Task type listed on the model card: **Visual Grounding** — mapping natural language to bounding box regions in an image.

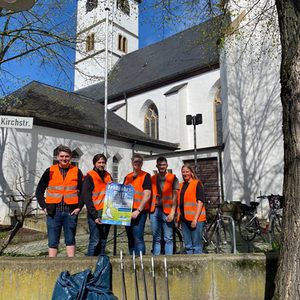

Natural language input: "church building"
[0,0,283,224]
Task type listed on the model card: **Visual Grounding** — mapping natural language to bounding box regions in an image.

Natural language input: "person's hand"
[70,208,80,216]
[95,218,102,225]
[166,212,175,223]
[131,209,140,220]
[43,208,48,216]
[191,219,197,229]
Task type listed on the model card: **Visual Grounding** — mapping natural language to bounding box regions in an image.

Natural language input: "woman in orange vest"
[81,153,113,256]
[178,164,206,254]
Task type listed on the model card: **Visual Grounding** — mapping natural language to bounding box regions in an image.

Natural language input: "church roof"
[6,81,178,150]
[76,15,227,103]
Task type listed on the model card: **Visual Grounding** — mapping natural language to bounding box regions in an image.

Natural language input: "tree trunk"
[274,1,300,299]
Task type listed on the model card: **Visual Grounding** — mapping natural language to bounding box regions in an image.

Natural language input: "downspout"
[218,145,225,202]
[124,92,128,121]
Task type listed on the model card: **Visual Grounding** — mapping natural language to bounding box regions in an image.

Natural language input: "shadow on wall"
[224,38,283,204]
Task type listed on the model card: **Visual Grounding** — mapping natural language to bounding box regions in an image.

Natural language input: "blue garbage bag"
[52,255,118,300]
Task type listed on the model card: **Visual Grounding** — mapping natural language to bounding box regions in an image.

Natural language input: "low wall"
[0,253,278,300]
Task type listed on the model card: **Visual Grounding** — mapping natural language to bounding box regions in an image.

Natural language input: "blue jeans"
[87,213,111,256]
[150,208,173,255]
[46,212,78,248]
[181,220,204,254]
[125,211,147,255]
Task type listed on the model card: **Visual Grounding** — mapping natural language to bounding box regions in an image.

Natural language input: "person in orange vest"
[36,145,83,257]
[123,154,152,255]
[81,153,113,256]
[178,164,206,254]
[150,156,179,255]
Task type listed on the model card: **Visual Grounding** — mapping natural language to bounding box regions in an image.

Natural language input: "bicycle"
[238,194,283,245]
[203,202,236,253]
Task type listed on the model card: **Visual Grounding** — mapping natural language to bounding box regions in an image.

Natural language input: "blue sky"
[0,1,185,96]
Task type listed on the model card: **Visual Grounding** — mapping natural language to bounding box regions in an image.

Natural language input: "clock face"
[86,0,98,13]
[117,0,130,15]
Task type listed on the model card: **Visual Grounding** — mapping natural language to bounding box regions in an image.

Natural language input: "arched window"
[118,34,127,53]
[86,33,95,52]
[144,104,159,139]
[112,156,119,182]
[117,0,130,15]
[86,0,98,13]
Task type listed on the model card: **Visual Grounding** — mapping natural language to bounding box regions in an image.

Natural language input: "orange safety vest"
[124,171,150,211]
[150,173,175,214]
[46,164,79,205]
[88,170,112,211]
[178,179,206,222]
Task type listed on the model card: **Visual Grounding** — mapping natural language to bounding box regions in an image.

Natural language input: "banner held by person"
[102,183,134,226]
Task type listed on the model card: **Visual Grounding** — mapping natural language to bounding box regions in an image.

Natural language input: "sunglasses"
[133,160,143,164]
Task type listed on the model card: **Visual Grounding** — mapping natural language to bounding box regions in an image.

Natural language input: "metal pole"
[104,4,110,156]
[193,117,197,173]
[151,257,157,300]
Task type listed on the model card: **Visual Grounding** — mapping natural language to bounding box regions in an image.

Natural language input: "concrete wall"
[0,254,277,300]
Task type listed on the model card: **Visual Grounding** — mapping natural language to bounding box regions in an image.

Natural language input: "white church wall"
[221,0,283,205]
[0,124,157,225]
[115,70,220,151]
[75,0,139,90]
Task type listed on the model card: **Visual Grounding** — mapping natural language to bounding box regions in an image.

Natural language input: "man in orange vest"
[123,154,151,255]
[81,153,113,256]
[150,157,179,255]
[36,145,83,257]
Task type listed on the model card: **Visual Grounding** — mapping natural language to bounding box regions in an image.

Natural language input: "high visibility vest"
[150,173,175,214]
[124,171,150,211]
[178,179,206,222]
[46,164,79,205]
[88,170,112,211]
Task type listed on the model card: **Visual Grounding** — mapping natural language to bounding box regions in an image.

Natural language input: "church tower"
[74,0,140,90]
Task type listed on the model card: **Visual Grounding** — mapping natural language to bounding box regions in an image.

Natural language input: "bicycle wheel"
[238,215,259,241]
[271,215,282,244]
[173,227,184,254]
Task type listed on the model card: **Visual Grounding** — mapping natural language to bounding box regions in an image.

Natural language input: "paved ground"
[1,218,276,257]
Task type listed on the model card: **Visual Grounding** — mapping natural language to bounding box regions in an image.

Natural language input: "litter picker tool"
[120,251,127,300]
[140,251,148,300]
[151,257,157,300]
[133,251,140,300]
[164,257,170,300]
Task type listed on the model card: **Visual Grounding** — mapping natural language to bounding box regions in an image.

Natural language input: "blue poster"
[102,183,134,226]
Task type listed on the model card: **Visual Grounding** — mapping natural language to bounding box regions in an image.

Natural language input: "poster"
[102,182,134,226]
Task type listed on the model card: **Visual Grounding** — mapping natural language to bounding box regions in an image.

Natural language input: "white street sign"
[0,115,33,129]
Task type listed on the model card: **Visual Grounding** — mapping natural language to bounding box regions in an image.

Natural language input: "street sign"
[0,115,33,129]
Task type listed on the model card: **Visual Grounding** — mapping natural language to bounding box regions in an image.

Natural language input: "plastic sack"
[52,255,118,300]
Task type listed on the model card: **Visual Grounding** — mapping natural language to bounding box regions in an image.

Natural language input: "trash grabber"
[133,251,140,300]
[140,251,148,300]
[151,257,157,300]
[120,251,127,300]
[164,257,170,300]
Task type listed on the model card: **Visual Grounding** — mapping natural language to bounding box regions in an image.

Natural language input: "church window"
[86,33,95,52]
[144,104,159,139]
[86,0,98,13]
[118,34,127,53]
[117,0,130,15]
[112,156,119,181]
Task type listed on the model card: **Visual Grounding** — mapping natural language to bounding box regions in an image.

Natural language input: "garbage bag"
[52,255,118,300]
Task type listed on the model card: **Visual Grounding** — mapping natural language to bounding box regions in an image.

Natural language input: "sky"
[0,0,185,96]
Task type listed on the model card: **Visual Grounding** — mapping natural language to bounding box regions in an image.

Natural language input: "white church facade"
[0,0,283,224]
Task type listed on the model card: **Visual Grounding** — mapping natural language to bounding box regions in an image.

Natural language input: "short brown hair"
[131,153,143,162]
[93,153,107,165]
[57,145,72,156]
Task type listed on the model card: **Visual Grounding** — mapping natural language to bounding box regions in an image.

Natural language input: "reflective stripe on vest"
[45,164,79,205]
[178,179,206,222]
[88,170,112,211]
[150,173,175,214]
[124,171,150,210]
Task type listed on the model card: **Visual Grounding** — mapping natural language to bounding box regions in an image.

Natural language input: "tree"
[145,0,299,298]
[0,0,78,93]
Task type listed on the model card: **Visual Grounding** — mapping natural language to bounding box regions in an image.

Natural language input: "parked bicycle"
[203,202,236,253]
[238,194,283,245]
